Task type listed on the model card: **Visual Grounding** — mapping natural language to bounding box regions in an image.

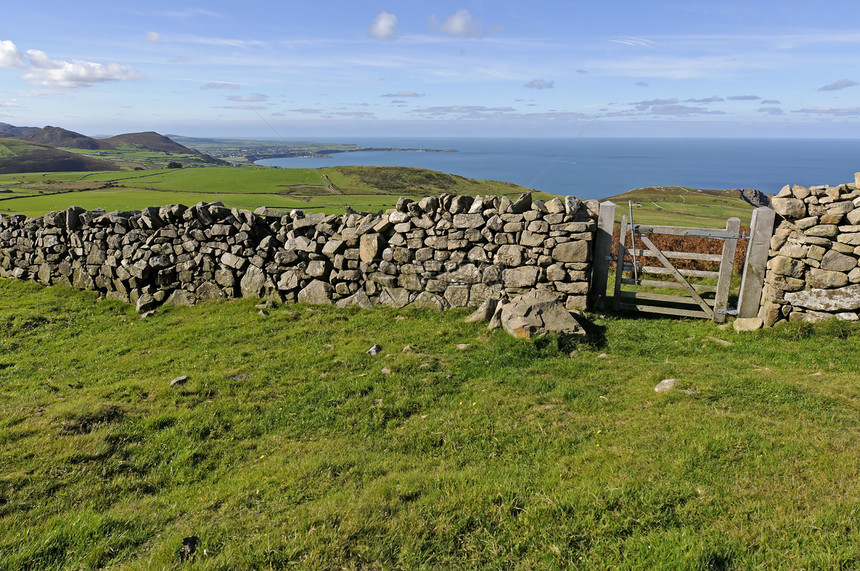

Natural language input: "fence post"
[589,201,615,311]
[737,206,776,318]
[713,217,741,323]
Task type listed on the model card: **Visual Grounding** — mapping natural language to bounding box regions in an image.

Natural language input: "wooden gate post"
[737,206,776,318]
[713,217,741,323]
[589,201,616,311]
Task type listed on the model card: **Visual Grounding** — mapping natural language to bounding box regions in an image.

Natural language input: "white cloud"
[202,82,240,90]
[819,79,857,91]
[220,105,266,110]
[227,94,269,102]
[685,96,724,103]
[525,79,554,90]
[167,8,225,20]
[609,37,658,49]
[431,10,496,39]
[649,104,725,116]
[22,48,143,88]
[382,91,423,97]
[146,31,162,43]
[0,40,25,68]
[793,107,860,116]
[727,95,761,101]
[336,111,376,118]
[368,12,397,40]
[631,98,679,110]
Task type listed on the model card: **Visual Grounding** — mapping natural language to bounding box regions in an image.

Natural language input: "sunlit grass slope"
[2,278,860,568]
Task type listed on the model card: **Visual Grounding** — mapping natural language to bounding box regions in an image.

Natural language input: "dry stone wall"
[760,173,860,325]
[0,193,599,313]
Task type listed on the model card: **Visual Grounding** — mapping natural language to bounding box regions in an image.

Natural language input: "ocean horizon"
[256,137,860,200]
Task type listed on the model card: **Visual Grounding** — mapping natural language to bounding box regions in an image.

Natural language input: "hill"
[0,122,40,138]
[21,125,106,150]
[603,185,759,226]
[100,131,205,155]
[0,138,120,174]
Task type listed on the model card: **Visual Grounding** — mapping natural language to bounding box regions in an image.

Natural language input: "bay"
[256,138,860,200]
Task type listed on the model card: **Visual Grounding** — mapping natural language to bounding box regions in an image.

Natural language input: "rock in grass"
[499,290,587,339]
[465,298,498,323]
[136,293,158,313]
[654,379,677,392]
[733,317,764,332]
[366,344,382,355]
[170,375,189,387]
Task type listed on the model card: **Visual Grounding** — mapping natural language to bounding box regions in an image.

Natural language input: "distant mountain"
[0,124,224,171]
[0,138,120,174]
[21,125,107,150]
[0,122,41,138]
[101,131,203,154]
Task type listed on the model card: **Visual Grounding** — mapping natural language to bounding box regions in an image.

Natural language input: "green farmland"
[0,165,550,218]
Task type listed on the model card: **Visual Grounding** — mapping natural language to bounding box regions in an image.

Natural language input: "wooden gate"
[611,215,741,322]
[589,202,775,322]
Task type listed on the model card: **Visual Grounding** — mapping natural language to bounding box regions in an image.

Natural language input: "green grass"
[607,186,755,226]
[3,278,860,568]
[0,166,542,218]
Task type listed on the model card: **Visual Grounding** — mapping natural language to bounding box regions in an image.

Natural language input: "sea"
[256,138,860,200]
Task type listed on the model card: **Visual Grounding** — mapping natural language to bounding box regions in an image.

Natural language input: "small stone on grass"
[654,378,677,392]
[170,375,189,387]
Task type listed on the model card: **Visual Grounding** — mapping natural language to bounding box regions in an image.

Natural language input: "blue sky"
[2,0,860,138]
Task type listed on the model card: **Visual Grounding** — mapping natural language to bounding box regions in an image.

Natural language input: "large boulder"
[494,290,587,339]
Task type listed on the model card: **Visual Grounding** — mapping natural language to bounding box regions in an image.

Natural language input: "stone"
[733,317,763,332]
[452,213,485,228]
[465,298,498,323]
[379,287,411,308]
[366,344,382,355]
[298,280,334,304]
[170,375,189,387]
[510,193,532,214]
[498,289,587,339]
[770,256,804,278]
[165,289,196,306]
[502,266,540,288]
[336,290,374,309]
[808,268,849,289]
[240,265,266,298]
[196,282,224,301]
[804,224,839,238]
[820,250,857,272]
[771,197,806,218]
[495,245,524,266]
[359,233,384,263]
[785,284,860,312]
[136,293,158,313]
[411,291,447,311]
[552,241,589,263]
[654,379,677,393]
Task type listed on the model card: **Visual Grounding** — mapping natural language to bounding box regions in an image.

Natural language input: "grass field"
[0,166,551,218]
[606,186,756,226]
[2,278,860,568]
